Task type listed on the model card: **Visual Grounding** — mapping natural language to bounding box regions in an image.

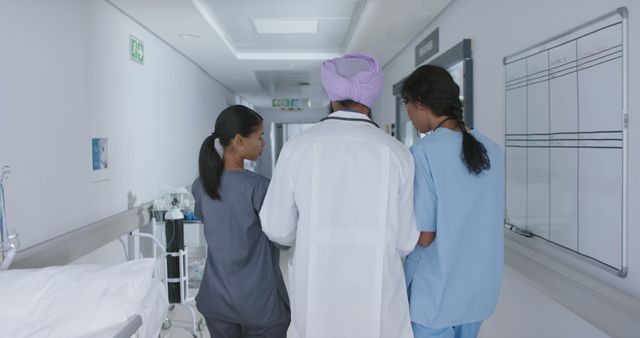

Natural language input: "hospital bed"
[0,202,171,338]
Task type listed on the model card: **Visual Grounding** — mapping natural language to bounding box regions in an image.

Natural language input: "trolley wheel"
[162,319,172,330]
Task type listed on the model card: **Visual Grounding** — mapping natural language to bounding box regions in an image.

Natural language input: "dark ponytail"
[401,65,490,175]
[199,105,263,200]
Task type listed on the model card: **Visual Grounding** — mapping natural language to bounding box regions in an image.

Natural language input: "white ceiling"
[212,0,365,53]
[107,0,452,108]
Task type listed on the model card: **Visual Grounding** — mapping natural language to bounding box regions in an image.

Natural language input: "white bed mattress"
[0,259,168,338]
[136,277,169,338]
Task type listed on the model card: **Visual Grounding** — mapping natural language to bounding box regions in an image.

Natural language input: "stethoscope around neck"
[320,114,380,128]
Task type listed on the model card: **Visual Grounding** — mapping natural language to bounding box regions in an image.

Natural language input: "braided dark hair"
[401,65,490,175]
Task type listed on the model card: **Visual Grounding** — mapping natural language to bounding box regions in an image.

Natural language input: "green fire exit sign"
[130,35,144,64]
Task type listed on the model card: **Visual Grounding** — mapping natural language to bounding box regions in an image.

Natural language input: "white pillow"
[0,259,157,337]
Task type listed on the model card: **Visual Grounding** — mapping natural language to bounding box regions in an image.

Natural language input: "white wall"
[0,0,234,250]
[255,107,329,178]
[378,0,639,336]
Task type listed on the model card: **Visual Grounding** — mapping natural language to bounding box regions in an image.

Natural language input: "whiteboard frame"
[503,7,628,277]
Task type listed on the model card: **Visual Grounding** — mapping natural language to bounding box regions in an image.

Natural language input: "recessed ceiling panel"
[206,0,365,54]
[255,70,311,96]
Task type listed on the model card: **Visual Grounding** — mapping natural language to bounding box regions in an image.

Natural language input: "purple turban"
[321,52,384,109]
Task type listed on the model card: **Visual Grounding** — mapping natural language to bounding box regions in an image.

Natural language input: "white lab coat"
[260,111,419,338]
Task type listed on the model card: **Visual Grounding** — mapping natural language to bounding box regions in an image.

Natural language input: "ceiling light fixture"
[253,18,319,34]
[179,33,201,39]
[192,0,330,60]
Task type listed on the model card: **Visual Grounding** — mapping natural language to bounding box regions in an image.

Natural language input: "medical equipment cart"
[130,217,206,337]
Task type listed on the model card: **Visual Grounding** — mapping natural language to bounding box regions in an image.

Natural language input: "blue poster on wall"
[92,138,108,171]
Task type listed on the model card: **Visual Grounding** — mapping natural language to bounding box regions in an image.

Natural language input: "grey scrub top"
[192,170,289,325]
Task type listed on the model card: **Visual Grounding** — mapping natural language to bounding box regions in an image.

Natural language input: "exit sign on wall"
[130,35,144,64]
[272,98,309,108]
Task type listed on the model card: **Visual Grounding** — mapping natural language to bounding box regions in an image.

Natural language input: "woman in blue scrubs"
[401,65,505,338]
[192,105,290,338]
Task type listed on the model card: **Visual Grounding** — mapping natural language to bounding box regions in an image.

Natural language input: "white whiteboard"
[504,8,628,276]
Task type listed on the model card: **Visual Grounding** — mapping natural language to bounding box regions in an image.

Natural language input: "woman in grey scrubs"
[192,105,290,338]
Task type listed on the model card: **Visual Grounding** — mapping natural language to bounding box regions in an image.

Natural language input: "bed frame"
[12,203,152,269]
[10,202,153,337]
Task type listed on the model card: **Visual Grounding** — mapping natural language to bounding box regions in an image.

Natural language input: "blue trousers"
[412,321,482,338]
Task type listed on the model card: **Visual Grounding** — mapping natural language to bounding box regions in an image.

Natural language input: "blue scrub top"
[405,128,505,328]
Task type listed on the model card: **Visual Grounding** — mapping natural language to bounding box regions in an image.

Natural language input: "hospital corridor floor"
[162,300,211,338]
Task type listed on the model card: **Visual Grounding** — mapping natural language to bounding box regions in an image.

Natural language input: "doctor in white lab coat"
[260,53,419,338]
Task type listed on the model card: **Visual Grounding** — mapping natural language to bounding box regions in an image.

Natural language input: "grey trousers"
[204,317,290,338]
